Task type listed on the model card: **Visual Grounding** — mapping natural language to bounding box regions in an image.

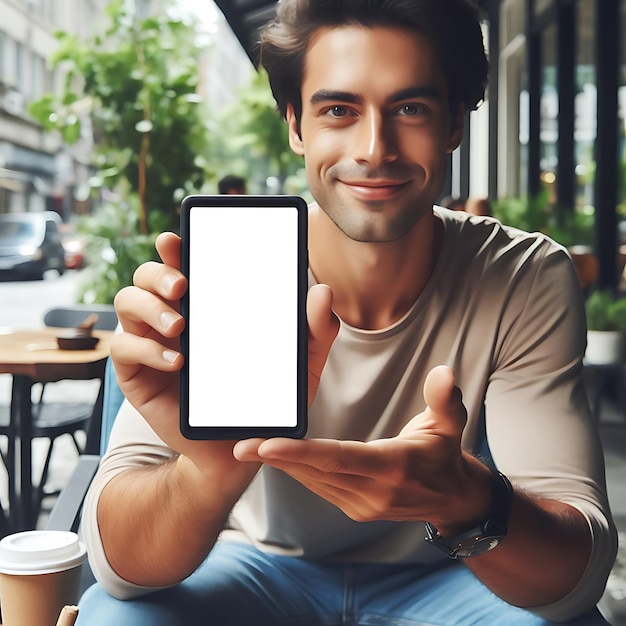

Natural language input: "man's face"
[287,26,463,243]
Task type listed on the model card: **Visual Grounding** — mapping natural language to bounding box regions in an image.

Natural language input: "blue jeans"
[77,542,608,625]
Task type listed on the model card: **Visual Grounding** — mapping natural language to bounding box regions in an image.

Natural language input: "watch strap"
[424,467,513,558]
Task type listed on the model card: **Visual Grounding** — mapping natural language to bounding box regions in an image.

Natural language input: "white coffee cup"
[0,530,87,626]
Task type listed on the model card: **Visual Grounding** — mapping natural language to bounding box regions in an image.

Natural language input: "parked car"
[59,223,87,270]
[0,211,66,280]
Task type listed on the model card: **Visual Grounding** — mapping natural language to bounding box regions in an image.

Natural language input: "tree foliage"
[29,0,211,234]
[214,69,305,192]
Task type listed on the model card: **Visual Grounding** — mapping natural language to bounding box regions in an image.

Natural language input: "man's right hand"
[99,231,339,589]
[111,231,243,477]
[110,231,339,479]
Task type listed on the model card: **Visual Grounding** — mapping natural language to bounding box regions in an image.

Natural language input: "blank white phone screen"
[187,205,299,428]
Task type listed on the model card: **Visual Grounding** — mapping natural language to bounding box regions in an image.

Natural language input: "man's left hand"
[234,365,490,528]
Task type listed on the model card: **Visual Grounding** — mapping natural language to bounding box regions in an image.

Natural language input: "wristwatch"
[424,468,513,559]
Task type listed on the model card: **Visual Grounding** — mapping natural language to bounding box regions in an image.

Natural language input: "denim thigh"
[76,542,608,626]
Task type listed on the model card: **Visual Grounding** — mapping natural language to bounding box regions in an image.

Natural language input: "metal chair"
[46,356,123,595]
[0,305,118,522]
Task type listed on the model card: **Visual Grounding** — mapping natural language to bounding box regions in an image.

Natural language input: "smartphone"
[179,195,308,440]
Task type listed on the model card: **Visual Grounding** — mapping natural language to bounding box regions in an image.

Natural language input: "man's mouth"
[340,179,411,201]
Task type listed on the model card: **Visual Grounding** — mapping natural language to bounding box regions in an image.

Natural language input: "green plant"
[206,68,305,193]
[491,191,594,248]
[76,198,158,304]
[585,290,626,332]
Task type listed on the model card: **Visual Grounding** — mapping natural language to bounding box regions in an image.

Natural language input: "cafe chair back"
[0,305,117,523]
[46,355,123,595]
[43,305,119,331]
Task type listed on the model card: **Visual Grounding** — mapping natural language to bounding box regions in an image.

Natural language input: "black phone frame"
[179,194,308,440]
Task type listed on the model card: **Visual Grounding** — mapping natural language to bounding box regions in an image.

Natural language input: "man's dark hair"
[218,174,247,194]
[259,0,488,121]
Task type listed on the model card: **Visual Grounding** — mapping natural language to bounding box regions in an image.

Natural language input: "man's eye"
[326,105,349,117]
[398,104,426,116]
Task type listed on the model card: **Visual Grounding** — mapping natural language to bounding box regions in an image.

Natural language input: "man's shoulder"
[435,205,566,258]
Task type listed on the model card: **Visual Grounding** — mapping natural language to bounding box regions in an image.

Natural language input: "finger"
[132,261,187,307]
[424,365,464,417]
[155,232,183,270]
[273,464,370,504]
[401,365,466,439]
[114,285,185,342]
[128,233,186,313]
[110,332,182,410]
[251,460,383,522]
[111,331,183,377]
[232,438,266,460]
[242,437,393,477]
[307,284,340,403]
[233,440,371,497]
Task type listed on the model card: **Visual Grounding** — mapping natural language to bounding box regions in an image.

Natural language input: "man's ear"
[447,104,465,154]
[286,104,305,156]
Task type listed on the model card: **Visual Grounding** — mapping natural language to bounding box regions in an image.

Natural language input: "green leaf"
[135,119,153,133]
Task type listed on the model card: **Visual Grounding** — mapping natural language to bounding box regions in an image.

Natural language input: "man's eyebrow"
[310,90,362,105]
[309,86,443,106]
[390,86,442,102]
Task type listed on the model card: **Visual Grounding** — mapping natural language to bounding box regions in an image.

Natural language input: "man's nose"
[352,111,397,166]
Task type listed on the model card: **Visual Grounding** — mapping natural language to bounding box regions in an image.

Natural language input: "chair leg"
[70,433,84,456]
[34,432,85,521]
[34,439,56,518]
[0,438,8,474]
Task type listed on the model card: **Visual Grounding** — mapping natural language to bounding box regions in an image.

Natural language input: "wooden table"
[0,327,113,531]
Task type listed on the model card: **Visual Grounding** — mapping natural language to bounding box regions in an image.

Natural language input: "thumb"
[307,284,340,406]
[400,365,467,440]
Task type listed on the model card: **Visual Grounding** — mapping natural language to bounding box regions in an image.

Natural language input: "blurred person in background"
[218,174,247,195]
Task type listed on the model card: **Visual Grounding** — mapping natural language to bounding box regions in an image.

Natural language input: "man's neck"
[308,205,443,330]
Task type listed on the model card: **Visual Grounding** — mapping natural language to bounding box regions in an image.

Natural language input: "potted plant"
[584,290,626,364]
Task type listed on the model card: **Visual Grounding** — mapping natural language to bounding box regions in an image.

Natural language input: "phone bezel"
[179,194,308,440]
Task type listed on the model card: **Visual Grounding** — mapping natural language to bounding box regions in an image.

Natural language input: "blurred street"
[0,270,83,329]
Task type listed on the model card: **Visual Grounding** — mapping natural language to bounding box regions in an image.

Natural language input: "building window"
[617,0,626,214]
[575,0,597,211]
[534,0,553,17]
[0,31,5,85]
[539,21,558,201]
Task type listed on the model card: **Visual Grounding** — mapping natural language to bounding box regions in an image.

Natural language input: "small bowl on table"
[56,330,100,351]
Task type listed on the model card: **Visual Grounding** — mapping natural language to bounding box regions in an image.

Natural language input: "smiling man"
[77,1,617,625]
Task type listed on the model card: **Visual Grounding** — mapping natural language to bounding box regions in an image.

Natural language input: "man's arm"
[82,232,339,595]
[96,448,258,588]
[465,485,592,607]
[234,365,616,615]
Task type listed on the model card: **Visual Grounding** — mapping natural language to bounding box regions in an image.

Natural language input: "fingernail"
[162,350,179,363]
[162,273,177,293]
[160,311,178,330]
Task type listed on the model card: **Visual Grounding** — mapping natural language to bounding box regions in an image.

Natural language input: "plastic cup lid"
[0,531,87,575]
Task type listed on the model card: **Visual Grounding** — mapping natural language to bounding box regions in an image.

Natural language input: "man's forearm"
[466,490,591,608]
[97,455,255,587]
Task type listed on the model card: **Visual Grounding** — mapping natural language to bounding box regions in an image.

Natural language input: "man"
[77,1,617,624]
[218,174,247,195]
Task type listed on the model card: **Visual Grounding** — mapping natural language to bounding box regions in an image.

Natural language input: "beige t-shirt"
[81,208,617,620]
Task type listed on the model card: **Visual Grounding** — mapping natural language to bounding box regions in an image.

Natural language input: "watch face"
[454,535,503,558]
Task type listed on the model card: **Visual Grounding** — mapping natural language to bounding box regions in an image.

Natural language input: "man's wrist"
[424,467,514,559]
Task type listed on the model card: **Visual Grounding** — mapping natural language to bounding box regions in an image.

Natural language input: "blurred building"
[0,0,111,218]
[187,2,253,113]
[0,0,252,220]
